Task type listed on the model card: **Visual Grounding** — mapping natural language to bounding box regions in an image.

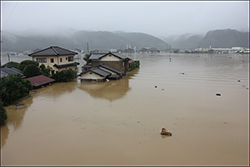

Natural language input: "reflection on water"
[77,76,132,101]
[1,53,249,166]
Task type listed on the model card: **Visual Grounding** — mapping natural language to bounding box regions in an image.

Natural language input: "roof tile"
[26,75,55,87]
[29,46,77,56]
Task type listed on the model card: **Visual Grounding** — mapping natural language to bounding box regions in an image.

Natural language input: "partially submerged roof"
[80,67,111,77]
[97,64,124,76]
[53,62,80,69]
[29,46,78,56]
[26,75,55,87]
[0,66,25,78]
[90,67,111,77]
[89,51,131,60]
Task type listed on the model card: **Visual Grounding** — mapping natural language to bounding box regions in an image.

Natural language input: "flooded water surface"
[1,53,249,166]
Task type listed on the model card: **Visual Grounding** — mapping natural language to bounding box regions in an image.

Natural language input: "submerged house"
[79,64,124,82]
[88,52,131,75]
[29,46,79,74]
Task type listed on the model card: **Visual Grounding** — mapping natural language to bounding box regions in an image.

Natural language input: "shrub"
[23,64,41,77]
[19,60,39,71]
[40,64,51,77]
[129,60,140,71]
[51,68,77,82]
[0,74,33,106]
[0,101,7,125]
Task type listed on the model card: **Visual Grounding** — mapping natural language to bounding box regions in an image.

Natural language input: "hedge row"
[129,60,140,71]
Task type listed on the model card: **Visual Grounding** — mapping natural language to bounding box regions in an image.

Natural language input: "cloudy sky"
[1,1,249,37]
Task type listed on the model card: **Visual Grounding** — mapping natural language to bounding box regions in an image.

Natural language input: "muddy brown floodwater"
[1,53,249,166]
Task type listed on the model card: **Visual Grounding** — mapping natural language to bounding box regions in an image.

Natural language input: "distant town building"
[138,47,160,53]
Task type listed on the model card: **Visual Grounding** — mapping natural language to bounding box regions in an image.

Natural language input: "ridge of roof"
[79,66,111,77]
[97,64,123,75]
[29,46,77,56]
[89,51,130,60]
[51,46,59,55]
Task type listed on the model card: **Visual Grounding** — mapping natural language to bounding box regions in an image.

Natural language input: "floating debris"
[216,93,221,96]
[160,128,172,136]
[238,80,240,82]
[16,103,25,109]
[155,86,157,88]
[29,90,35,94]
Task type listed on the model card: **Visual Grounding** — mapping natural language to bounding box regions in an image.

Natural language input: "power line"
[2,1,19,29]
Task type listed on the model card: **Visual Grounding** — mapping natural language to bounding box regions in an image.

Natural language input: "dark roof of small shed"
[26,75,55,87]
[0,66,25,78]
[29,46,77,56]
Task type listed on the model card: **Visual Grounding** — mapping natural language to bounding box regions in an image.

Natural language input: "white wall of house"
[100,54,121,61]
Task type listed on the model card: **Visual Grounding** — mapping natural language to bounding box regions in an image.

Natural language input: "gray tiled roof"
[89,52,131,60]
[80,67,111,77]
[0,66,25,78]
[97,64,123,76]
[90,67,111,77]
[29,46,77,56]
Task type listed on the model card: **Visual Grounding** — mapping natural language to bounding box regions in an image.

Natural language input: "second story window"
[68,56,73,62]
[50,58,54,63]
[60,58,62,62]
[36,58,47,63]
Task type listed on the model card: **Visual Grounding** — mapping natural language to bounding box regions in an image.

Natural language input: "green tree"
[3,61,20,69]
[0,74,33,106]
[83,53,92,63]
[19,60,39,71]
[173,49,179,53]
[0,101,7,125]
[23,64,41,77]
[51,68,77,82]
[208,49,214,54]
[40,64,51,77]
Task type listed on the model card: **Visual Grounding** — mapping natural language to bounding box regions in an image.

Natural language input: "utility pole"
[87,42,89,53]
[8,53,10,63]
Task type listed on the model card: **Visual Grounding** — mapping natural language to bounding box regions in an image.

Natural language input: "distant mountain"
[114,31,169,50]
[197,29,249,48]
[163,34,203,49]
[163,29,249,49]
[1,30,169,52]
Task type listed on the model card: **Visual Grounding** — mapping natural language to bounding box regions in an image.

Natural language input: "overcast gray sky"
[1,1,249,37]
